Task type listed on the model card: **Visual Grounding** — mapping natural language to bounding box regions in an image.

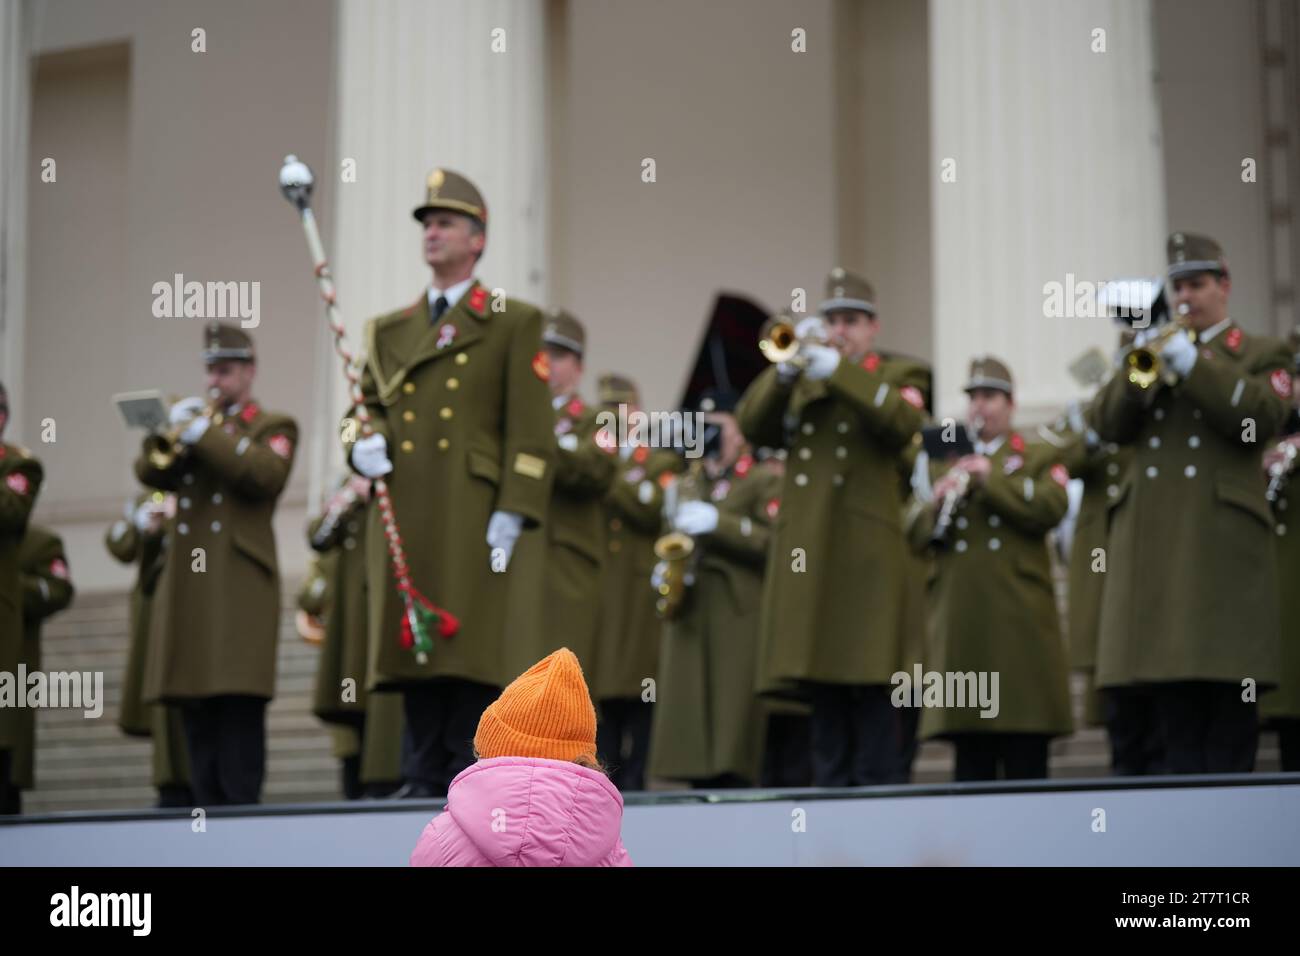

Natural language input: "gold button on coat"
[401,440,414,453]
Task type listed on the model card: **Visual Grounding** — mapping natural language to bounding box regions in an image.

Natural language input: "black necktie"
[432,295,449,322]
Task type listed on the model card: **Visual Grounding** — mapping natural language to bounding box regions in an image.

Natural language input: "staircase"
[21,581,1283,813]
[24,582,339,814]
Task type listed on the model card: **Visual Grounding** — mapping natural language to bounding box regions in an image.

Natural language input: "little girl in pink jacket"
[410,648,633,867]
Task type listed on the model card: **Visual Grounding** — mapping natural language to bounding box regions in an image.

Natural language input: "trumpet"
[759,314,829,366]
[144,392,224,470]
[1125,303,1196,389]
[651,460,705,619]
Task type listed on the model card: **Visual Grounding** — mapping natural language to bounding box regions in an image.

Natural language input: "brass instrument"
[296,610,325,646]
[759,314,828,366]
[652,460,705,619]
[1125,304,1196,390]
[144,393,224,470]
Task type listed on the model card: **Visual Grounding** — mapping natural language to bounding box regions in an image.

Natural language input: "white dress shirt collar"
[974,433,1007,457]
[1198,316,1233,344]
[428,276,475,312]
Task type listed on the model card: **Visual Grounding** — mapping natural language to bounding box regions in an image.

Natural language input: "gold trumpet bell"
[652,530,695,619]
[1125,322,1197,390]
[759,317,799,364]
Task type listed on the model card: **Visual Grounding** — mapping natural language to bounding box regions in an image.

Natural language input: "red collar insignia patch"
[862,353,881,373]
[268,434,294,460]
[5,472,30,495]
[1271,368,1292,399]
[633,445,649,464]
[1050,463,1070,487]
[566,397,584,418]
[734,454,754,478]
[240,403,259,424]
[1225,327,1243,352]
[765,497,780,519]
[467,284,489,316]
[532,350,550,382]
[1009,432,1026,454]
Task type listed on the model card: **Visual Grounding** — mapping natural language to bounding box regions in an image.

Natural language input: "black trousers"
[1102,685,1165,775]
[760,713,812,788]
[401,679,499,796]
[0,749,14,815]
[949,732,1050,781]
[597,697,653,792]
[1275,718,1300,773]
[895,705,922,784]
[807,683,899,787]
[179,695,268,806]
[1153,681,1258,774]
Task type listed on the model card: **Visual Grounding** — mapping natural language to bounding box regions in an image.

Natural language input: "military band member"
[648,400,783,787]
[8,526,74,814]
[593,374,681,791]
[907,358,1073,780]
[301,475,405,798]
[108,491,192,806]
[505,310,616,677]
[135,323,297,806]
[1261,344,1300,771]
[346,169,555,798]
[0,380,44,815]
[1094,233,1293,774]
[306,475,373,798]
[1042,320,1163,775]
[894,366,934,783]
[737,270,927,786]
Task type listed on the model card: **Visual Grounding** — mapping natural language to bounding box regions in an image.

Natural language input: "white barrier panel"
[2,776,1298,866]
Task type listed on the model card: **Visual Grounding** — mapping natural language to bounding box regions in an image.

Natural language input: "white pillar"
[929,0,1167,422]
[0,0,33,431]
[314,0,549,500]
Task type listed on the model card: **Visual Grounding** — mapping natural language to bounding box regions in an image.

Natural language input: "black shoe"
[388,782,439,800]
[156,785,195,808]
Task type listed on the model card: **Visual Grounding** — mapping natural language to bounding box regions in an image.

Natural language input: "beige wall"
[834,0,933,364]
[550,0,838,413]
[20,0,334,590]
[929,0,1167,422]
[1154,0,1271,333]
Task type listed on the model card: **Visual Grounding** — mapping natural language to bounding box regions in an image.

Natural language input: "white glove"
[168,396,206,427]
[132,500,160,532]
[486,510,525,567]
[801,343,841,381]
[1159,329,1197,378]
[351,434,393,478]
[673,501,719,536]
[776,361,800,385]
[795,315,827,342]
[178,416,210,445]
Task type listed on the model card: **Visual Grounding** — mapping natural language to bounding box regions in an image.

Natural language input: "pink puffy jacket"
[409,756,634,867]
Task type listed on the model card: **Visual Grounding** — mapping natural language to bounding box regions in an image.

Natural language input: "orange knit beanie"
[474,648,598,762]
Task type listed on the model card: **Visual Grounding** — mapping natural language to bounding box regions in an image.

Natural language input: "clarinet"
[929,416,983,547]
[1265,441,1298,505]
[310,485,360,550]
[930,468,971,547]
